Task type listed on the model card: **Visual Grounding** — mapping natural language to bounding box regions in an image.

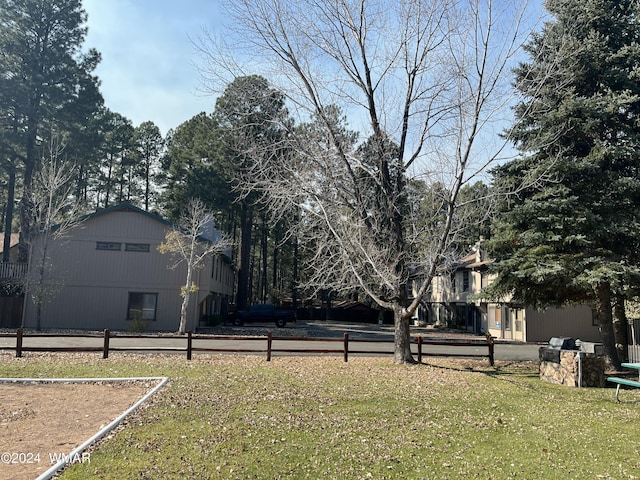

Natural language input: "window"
[127,293,157,321]
[96,242,121,251]
[125,243,150,252]
[462,270,470,292]
[492,306,501,329]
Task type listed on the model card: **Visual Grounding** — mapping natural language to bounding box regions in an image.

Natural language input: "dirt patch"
[0,381,156,480]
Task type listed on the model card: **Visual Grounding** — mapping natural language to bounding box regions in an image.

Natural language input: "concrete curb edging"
[0,376,169,480]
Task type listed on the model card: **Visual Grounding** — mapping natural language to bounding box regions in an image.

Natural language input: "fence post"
[103,329,110,359]
[187,331,193,360]
[487,334,495,367]
[343,333,349,362]
[16,327,23,358]
[417,336,423,363]
[267,331,272,361]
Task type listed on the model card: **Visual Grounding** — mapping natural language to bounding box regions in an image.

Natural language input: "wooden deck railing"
[0,262,27,280]
[0,328,495,365]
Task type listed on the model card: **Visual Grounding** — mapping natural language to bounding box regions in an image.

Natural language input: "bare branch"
[24,136,84,330]
[202,0,542,363]
[158,198,232,334]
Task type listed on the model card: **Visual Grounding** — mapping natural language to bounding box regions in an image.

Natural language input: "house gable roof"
[409,249,492,278]
[31,201,173,239]
[332,300,378,311]
[90,202,233,261]
[459,251,492,270]
[85,202,228,246]
[78,202,173,228]
[32,201,232,261]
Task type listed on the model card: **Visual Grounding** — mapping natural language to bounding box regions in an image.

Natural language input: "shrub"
[126,313,149,333]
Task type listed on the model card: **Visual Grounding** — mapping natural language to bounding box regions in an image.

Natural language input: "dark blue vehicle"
[233,304,296,328]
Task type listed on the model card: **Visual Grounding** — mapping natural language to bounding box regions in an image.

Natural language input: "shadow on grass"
[419,359,540,389]
[420,359,640,405]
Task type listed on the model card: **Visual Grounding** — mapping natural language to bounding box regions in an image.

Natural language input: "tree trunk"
[178,264,193,335]
[145,160,151,211]
[236,200,252,310]
[105,157,113,208]
[393,305,416,364]
[19,102,39,264]
[34,234,49,331]
[613,294,629,363]
[292,235,298,309]
[261,217,268,303]
[272,229,278,294]
[18,160,35,264]
[178,295,189,334]
[593,282,621,370]
[2,164,16,262]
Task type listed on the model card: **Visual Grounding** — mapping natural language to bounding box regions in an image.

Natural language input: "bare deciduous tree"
[158,198,231,334]
[200,0,539,363]
[25,138,83,330]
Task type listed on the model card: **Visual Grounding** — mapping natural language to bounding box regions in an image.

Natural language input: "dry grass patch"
[2,353,639,479]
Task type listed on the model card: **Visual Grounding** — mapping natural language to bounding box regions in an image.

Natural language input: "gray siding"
[525,305,599,342]
[22,208,234,331]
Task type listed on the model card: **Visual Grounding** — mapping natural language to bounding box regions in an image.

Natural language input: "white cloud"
[83,0,222,135]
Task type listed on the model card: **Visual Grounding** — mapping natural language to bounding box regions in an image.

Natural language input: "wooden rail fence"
[0,328,495,365]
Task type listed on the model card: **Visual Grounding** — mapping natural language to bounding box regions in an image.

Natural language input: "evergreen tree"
[98,110,134,208]
[0,0,102,259]
[132,121,164,211]
[159,112,225,221]
[212,75,289,310]
[488,0,640,368]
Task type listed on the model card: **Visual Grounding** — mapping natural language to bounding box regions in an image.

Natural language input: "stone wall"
[539,348,606,387]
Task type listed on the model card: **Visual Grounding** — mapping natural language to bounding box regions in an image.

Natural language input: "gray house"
[22,202,234,332]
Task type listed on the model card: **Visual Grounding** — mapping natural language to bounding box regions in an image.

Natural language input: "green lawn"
[2,353,639,479]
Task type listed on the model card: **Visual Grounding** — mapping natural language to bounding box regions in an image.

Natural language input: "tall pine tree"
[488,0,640,368]
[213,76,289,310]
[0,0,102,259]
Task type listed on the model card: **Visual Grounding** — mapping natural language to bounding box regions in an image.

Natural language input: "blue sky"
[82,0,223,136]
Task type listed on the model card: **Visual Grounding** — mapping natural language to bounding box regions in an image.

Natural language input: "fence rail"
[0,328,495,365]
